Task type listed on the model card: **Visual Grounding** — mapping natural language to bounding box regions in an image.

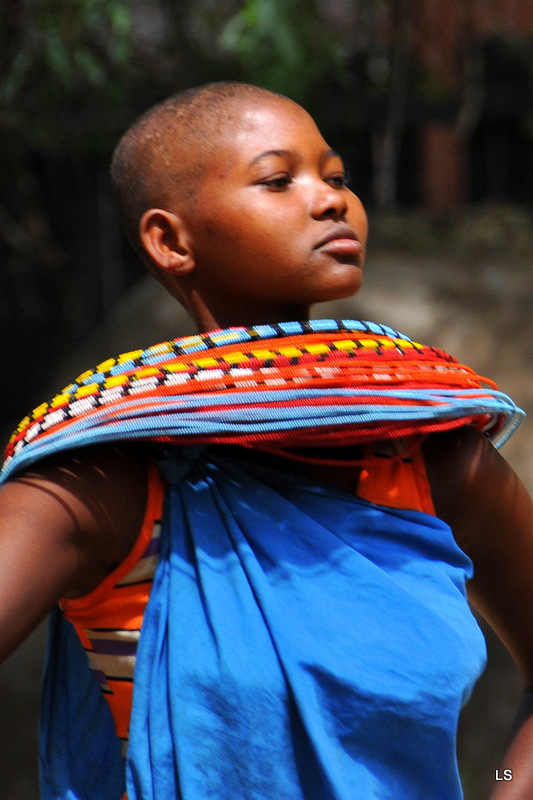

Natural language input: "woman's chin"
[317,266,363,303]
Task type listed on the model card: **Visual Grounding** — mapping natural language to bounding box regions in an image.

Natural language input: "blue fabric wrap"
[40,607,126,800]
[119,448,485,800]
[39,447,486,799]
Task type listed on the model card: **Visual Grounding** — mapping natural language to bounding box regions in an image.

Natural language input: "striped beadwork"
[1,319,523,481]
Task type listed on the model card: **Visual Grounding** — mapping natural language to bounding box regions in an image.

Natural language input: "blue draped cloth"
[41,447,486,799]
[40,608,126,800]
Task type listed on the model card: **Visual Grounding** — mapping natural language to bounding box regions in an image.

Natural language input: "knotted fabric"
[123,449,487,800]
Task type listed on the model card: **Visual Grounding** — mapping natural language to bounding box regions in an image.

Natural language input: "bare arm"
[0,444,147,663]
[424,427,533,797]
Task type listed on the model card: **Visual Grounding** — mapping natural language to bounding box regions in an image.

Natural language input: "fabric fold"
[126,450,486,800]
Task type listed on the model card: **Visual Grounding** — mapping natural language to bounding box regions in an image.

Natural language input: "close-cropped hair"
[110,81,284,263]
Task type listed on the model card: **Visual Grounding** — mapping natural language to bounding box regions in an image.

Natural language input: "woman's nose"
[310,182,348,220]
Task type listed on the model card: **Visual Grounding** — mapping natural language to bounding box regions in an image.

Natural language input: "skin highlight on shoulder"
[7,444,147,599]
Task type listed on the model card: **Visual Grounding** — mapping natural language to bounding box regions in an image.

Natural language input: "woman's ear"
[139,209,195,275]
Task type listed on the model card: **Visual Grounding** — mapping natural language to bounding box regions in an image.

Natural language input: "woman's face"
[177,95,368,330]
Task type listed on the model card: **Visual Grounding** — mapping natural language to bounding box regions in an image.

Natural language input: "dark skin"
[1,94,532,796]
[0,444,147,661]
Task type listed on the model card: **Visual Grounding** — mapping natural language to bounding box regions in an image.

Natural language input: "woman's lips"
[314,224,362,257]
[316,237,363,256]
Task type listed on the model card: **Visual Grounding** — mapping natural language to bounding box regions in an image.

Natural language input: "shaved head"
[110,81,286,262]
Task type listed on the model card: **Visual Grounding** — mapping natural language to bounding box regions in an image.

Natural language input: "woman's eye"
[261,174,292,190]
[326,172,350,189]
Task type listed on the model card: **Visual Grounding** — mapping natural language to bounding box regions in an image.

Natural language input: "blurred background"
[1,1,532,797]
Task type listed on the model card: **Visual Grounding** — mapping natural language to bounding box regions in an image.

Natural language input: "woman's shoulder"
[423,425,531,557]
[6,442,149,597]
